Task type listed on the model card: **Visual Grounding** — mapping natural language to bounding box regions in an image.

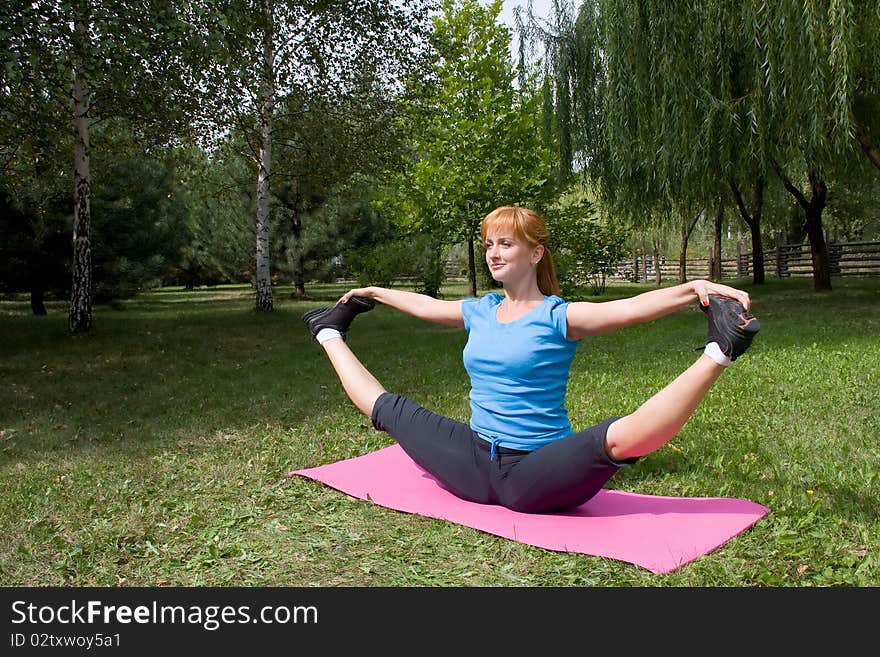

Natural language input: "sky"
[492,0,558,63]
[496,0,555,29]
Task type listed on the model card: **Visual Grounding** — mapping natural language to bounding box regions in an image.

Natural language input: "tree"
[519,0,582,184]
[844,3,880,174]
[0,177,70,314]
[282,177,384,290]
[270,70,413,297]
[386,0,556,297]
[173,144,256,288]
[748,0,878,291]
[548,0,878,292]
[729,176,766,284]
[824,175,880,241]
[1,1,213,330]
[201,0,433,311]
[546,189,630,296]
[89,155,190,302]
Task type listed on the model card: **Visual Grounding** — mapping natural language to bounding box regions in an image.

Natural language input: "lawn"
[1,277,877,586]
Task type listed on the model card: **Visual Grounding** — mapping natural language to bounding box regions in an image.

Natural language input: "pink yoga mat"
[290,445,769,574]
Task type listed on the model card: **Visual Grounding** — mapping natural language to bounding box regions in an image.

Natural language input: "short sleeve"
[461,293,503,331]
[461,297,479,331]
[547,295,577,342]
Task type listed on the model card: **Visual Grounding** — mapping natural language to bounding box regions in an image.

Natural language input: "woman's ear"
[533,244,545,264]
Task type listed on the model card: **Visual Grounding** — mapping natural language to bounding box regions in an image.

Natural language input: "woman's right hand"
[338,286,376,305]
[338,285,463,327]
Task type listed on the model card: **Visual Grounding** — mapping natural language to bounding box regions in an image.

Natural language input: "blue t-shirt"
[461,293,579,454]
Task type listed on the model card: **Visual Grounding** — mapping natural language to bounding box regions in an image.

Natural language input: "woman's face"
[483,227,543,286]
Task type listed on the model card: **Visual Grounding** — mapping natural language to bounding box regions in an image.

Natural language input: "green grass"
[1,277,878,586]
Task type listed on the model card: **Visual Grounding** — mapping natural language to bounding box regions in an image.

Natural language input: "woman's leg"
[496,354,725,512]
[493,417,623,513]
[318,338,493,504]
[606,294,761,461]
[320,337,386,417]
[604,354,724,461]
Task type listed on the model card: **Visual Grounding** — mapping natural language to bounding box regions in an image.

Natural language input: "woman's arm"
[339,286,464,327]
[565,280,752,340]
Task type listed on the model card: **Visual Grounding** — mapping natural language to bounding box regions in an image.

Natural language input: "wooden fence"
[615,239,880,283]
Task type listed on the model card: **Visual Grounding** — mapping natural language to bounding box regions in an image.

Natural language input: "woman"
[302,206,760,513]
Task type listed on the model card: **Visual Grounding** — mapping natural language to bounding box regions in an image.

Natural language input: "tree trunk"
[854,120,880,172]
[254,9,275,312]
[292,272,305,297]
[289,213,305,297]
[639,240,648,282]
[467,231,477,298]
[679,224,688,284]
[730,176,766,284]
[711,198,723,282]
[804,172,831,291]
[31,288,47,316]
[678,210,701,283]
[653,236,661,286]
[748,177,765,284]
[771,160,832,291]
[69,8,92,334]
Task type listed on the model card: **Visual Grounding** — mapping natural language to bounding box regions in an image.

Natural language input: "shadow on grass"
[0,297,360,463]
[2,277,877,474]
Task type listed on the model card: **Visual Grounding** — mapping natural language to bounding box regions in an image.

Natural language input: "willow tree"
[571,1,720,281]
[204,0,432,312]
[846,3,880,173]
[739,0,880,291]
[542,0,877,292]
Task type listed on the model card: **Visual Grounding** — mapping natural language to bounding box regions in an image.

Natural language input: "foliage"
[0,0,228,327]
[345,242,410,288]
[173,144,256,288]
[547,193,630,296]
[382,0,556,294]
[277,177,392,290]
[0,141,195,305]
[0,179,70,307]
[562,0,879,206]
[825,176,880,242]
[529,0,880,292]
[345,234,444,297]
[197,0,435,128]
[268,82,416,296]
[303,179,447,297]
[517,0,584,183]
[197,0,435,309]
[89,156,190,302]
[0,1,207,154]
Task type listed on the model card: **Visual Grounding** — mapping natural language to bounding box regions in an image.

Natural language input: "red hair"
[480,206,561,296]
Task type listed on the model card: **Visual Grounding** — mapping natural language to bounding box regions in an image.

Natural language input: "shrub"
[547,203,630,297]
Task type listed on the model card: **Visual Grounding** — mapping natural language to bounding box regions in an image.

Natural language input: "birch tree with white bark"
[1,0,212,332]
[205,0,434,312]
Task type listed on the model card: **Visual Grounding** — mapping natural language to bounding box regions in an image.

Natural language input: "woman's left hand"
[691,280,751,311]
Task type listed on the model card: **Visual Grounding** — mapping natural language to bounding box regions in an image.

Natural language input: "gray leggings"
[371,392,635,514]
